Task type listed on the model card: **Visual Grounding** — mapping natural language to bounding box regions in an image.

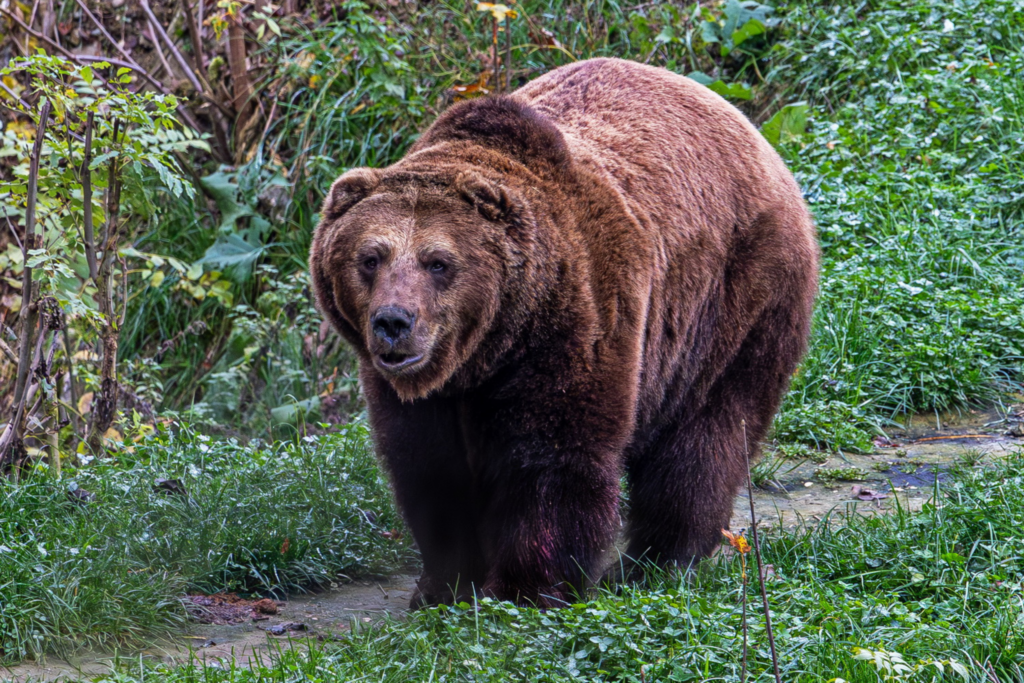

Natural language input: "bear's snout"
[369,305,426,374]
[372,305,415,346]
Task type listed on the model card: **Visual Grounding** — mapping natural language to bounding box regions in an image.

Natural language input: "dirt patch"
[2,574,418,682]
[4,406,1022,682]
[732,405,1024,534]
[186,593,281,625]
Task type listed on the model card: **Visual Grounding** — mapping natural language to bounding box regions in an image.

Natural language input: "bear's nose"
[371,306,415,345]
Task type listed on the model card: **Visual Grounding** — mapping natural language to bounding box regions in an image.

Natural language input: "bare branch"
[149,19,178,84]
[72,0,142,71]
[181,0,207,77]
[81,110,98,282]
[139,0,204,95]
[0,337,16,364]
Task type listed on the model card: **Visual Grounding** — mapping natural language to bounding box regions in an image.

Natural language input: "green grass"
[55,445,1024,682]
[769,0,1024,448]
[0,422,409,662]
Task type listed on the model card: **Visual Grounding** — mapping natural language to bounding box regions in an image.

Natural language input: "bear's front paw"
[481,580,575,608]
[409,575,476,609]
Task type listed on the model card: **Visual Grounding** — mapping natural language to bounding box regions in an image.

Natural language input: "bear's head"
[310,97,572,401]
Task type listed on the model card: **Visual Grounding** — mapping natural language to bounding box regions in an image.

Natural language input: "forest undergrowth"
[1,0,1023,674]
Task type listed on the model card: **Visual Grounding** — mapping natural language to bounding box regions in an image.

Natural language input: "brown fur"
[309,58,818,607]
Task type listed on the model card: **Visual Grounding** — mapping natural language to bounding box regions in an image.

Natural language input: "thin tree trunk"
[0,101,51,464]
[87,121,123,452]
[227,10,252,121]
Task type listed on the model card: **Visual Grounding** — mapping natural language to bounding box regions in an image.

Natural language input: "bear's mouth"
[376,351,424,372]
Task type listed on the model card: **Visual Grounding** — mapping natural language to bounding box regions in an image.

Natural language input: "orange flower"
[722,529,750,554]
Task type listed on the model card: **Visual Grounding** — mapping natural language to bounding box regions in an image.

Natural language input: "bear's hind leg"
[625,300,809,568]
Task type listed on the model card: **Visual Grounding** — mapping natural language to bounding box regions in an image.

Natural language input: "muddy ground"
[5,405,1022,682]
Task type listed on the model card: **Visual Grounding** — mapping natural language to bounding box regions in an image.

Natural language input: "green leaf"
[686,71,715,85]
[706,80,752,100]
[198,233,274,282]
[731,18,765,48]
[198,171,253,232]
[761,102,809,146]
[270,397,321,425]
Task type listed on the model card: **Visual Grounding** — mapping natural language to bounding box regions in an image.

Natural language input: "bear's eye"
[428,261,447,274]
[360,256,378,274]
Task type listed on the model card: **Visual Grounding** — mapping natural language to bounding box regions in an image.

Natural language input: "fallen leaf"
[153,478,188,496]
[851,485,888,501]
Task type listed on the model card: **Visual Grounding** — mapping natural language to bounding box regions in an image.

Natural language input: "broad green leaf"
[706,80,752,100]
[270,397,321,425]
[761,102,809,146]
[198,233,276,282]
[199,171,253,232]
[731,18,766,48]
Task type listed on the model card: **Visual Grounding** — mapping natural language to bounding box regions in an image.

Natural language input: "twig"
[180,0,206,76]
[742,420,782,683]
[504,15,512,92]
[139,0,204,95]
[0,337,16,364]
[1,101,51,462]
[147,18,178,85]
[0,78,33,113]
[87,120,123,451]
[81,110,98,282]
[0,6,76,59]
[491,16,499,92]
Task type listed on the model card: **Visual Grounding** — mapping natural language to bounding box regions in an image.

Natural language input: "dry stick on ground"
[0,337,16,364]
[87,120,123,452]
[742,419,783,683]
[0,101,51,463]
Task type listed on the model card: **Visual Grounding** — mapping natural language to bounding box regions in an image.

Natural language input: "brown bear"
[309,58,818,608]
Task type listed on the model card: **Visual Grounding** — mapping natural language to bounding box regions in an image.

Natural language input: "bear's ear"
[456,171,519,223]
[322,168,381,221]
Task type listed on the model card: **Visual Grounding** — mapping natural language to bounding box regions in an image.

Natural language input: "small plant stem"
[88,121,123,452]
[504,15,512,92]
[741,553,748,683]
[81,110,98,282]
[743,419,782,683]
[61,324,80,440]
[492,17,499,92]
